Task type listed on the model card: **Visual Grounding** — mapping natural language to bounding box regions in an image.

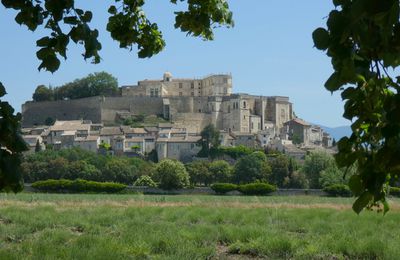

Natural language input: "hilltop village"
[21,72,335,161]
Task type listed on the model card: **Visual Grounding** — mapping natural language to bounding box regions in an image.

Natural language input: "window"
[191,92,194,96]
[228,105,230,113]
[224,87,227,94]
[243,101,247,108]
[155,88,159,97]
[150,89,154,97]
[179,83,183,88]
[251,122,254,129]
[191,82,194,89]
[198,109,201,112]
[281,108,286,118]
[179,92,183,96]
[198,91,201,94]
[223,77,228,84]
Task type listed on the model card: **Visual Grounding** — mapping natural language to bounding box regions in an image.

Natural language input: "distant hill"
[318,124,352,141]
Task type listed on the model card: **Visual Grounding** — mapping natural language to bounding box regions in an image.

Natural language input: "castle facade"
[22,72,293,135]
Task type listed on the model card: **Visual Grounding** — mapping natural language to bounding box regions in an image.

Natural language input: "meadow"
[0,193,400,259]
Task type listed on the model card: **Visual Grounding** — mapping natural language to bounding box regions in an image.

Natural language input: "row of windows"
[178,82,202,89]
[150,88,159,97]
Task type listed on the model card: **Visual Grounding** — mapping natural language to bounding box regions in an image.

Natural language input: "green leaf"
[38,54,60,73]
[82,11,92,23]
[352,191,372,214]
[0,82,6,97]
[324,72,343,92]
[383,199,390,215]
[108,5,117,15]
[348,175,363,196]
[36,36,51,47]
[63,16,79,25]
[312,28,330,50]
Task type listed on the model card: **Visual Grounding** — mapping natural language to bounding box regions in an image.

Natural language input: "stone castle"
[22,72,293,134]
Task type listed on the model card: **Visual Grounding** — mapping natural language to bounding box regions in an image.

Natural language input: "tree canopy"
[32,72,118,101]
[197,124,221,158]
[313,0,400,213]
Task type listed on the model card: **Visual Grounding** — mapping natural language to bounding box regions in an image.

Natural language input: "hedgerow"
[31,179,126,193]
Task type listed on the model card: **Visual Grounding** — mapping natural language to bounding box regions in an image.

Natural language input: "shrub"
[209,160,233,183]
[186,161,211,186]
[210,183,238,194]
[323,184,352,197]
[133,175,157,187]
[154,159,190,190]
[31,179,126,193]
[389,187,400,197]
[238,183,276,196]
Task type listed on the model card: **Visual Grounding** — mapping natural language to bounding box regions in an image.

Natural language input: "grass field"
[1,194,400,259]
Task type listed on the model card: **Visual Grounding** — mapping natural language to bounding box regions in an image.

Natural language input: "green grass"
[0,194,400,259]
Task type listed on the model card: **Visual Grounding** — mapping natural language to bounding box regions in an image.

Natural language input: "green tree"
[34,139,42,153]
[47,157,70,179]
[234,151,271,184]
[286,171,309,189]
[209,160,232,183]
[218,145,253,160]
[154,159,190,190]
[0,83,28,191]
[131,145,141,153]
[128,157,155,177]
[102,159,136,184]
[319,164,356,189]
[146,149,159,163]
[313,0,400,212]
[185,160,211,186]
[53,72,118,100]
[65,160,101,181]
[269,154,290,188]
[32,85,54,101]
[197,124,221,158]
[301,151,336,189]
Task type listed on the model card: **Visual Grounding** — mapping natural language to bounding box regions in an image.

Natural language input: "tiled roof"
[121,126,147,134]
[75,136,100,142]
[157,136,201,143]
[158,123,174,128]
[288,118,311,126]
[50,120,90,131]
[100,127,123,136]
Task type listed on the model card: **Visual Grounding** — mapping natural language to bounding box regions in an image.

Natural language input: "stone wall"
[172,112,212,133]
[22,97,102,127]
[100,96,164,124]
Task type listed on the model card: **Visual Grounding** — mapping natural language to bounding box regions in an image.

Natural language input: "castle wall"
[22,97,102,127]
[100,97,164,124]
[172,112,212,133]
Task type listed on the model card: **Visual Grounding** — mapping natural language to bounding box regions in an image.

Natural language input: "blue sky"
[0,1,349,127]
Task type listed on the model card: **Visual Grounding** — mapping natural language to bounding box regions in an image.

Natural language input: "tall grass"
[0,194,399,259]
